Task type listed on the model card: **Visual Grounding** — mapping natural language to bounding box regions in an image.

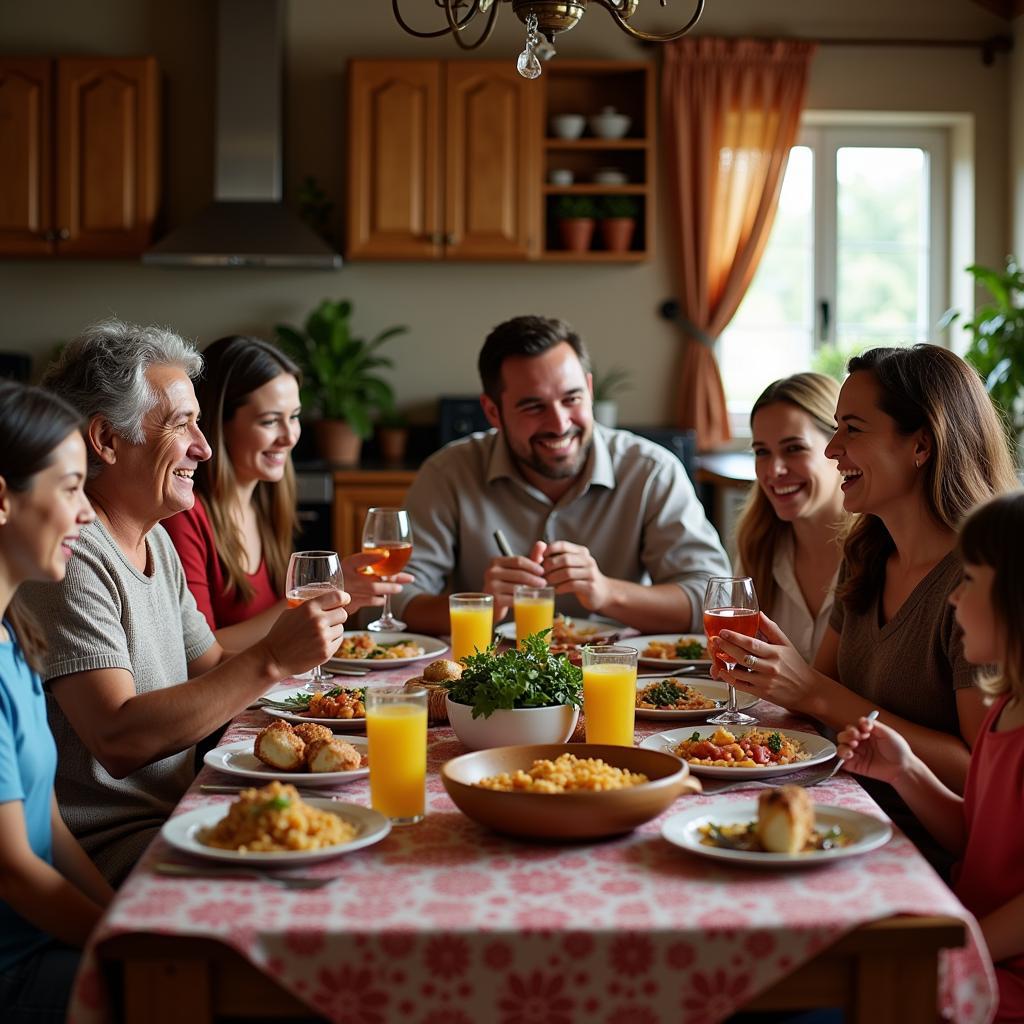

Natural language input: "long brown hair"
[735,373,843,615]
[958,492,1024,700]
[840,345,1019,613]
[0,381,84,671]
[194,336,300,601]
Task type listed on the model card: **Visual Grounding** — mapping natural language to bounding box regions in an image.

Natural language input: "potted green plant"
[443,633,583,750]
[598,195,639,253]
[555,195,598,253]
[942,258,1024,444]
[591,363,632,428]
[275,299,407,465]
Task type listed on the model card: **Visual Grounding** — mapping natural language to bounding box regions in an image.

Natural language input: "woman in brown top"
[715,345,1018,796]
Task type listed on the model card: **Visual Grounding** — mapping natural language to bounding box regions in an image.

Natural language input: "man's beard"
[504,424,593,481]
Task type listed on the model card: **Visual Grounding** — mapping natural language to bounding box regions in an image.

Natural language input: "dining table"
[65,651,998,1024]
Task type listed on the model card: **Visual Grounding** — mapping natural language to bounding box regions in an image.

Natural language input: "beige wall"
[0,0,1011,424]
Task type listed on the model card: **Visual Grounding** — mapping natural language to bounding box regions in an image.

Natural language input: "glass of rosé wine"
[360,507,413,632]
[286,550,345,692]
[703,575,759,726]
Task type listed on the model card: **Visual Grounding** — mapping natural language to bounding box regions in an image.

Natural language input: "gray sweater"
[19,519,215,884]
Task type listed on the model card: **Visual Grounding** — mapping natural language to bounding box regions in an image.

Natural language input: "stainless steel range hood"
[144,0,341,269]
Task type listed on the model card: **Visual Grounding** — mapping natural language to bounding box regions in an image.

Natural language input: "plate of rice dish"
[661,787,891,867]
[640,725,835,779]
[326,631,448,669]
[618,634,711,669]
[634,676,759,720]
[161,781,390,864]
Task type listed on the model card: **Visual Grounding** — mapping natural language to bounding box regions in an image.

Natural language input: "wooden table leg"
[852,949,942,1024]
[123,960,213,1024]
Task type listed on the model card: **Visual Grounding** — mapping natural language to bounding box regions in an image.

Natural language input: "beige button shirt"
[393,425,731,631]
[740,532,837,662]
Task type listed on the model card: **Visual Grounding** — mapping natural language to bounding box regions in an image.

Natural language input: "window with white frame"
[718,124,950,431]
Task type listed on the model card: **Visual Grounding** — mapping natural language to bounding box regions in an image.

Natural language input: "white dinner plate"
[261,685,367,731]
[204,737,369,787]
[661,801,892,868]
[640,726,836,779]
[161,799,390,865]
[494,618,620,646]
[618,634,712,670]
[326,631,448,671]
[634,676,759,721]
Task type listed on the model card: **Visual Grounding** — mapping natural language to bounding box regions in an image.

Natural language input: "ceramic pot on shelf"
[315,419,362,466]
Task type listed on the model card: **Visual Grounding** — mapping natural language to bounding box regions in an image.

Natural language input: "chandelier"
[392,1,706,78]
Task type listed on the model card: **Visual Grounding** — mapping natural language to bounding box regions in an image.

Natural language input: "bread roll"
[423,658,462,683]
[306,738,362,773]
[756,785,814,854]
[253,721,306,771]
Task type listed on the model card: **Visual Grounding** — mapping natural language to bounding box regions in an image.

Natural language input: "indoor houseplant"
[444,632,583,750]
[591,363,632,428]
[943,257,1024,442]
[275,299,407,465]
[555,195,598,253]
[376,410,410,464]
[598,195,639,253]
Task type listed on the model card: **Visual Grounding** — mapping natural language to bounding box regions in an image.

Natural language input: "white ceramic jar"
[589,106,631,140]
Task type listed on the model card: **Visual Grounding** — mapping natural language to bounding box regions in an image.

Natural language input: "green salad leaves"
[445,631,583,719]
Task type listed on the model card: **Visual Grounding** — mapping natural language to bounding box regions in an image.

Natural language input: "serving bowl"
[446,696,578,750]
[550,113,585,139]
[441,743,701,839]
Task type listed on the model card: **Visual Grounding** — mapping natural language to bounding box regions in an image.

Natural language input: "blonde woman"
[735,373,845,661]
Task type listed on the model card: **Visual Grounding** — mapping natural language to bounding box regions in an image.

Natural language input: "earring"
[914,459,921,469]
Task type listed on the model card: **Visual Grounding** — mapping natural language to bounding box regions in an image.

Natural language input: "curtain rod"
[648,34,1012,66]
[813,34,1012,66]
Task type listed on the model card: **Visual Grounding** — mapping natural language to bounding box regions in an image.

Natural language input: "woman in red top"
[838,492,1024,1022]
[165,336,410,651]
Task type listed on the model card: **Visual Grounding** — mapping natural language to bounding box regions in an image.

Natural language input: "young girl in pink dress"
[838,491,1024,1022]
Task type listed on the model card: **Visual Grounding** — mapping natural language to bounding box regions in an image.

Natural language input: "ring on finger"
[743,653,757,670]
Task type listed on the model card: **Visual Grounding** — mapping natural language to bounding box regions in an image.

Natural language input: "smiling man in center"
[396,315,730,636]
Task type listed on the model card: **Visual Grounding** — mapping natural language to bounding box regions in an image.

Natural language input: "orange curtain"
[662,37,816,450]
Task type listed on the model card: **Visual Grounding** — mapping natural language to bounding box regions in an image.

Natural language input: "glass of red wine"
[703,575,759,726]
[360,507,413,632]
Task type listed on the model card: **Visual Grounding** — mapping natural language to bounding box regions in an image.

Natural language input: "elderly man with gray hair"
[18,320,348,884]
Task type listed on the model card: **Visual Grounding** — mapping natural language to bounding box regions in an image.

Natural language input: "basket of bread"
[405,658,463,724]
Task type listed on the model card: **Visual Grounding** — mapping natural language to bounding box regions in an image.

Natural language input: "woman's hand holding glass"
[342,552,414,614]
[711,610,820,714]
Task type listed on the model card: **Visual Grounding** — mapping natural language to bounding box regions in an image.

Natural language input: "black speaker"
[437,396,490,447]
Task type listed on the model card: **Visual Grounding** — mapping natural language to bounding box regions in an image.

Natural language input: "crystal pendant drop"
[517,48,542,79]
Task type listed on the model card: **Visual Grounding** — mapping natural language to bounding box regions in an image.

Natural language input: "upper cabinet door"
[348,61,442,260]
[445,62,539,260]
[56,57,158,257]
[0,58,54,255]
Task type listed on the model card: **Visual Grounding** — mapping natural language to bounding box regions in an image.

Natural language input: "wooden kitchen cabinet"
[347,59,540,260]
[0,56,158,258]
[332,469,416,557]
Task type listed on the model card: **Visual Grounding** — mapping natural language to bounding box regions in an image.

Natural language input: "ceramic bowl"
[589,107,631,140]
[550,113,585,140]
[592,167,627,185]
[441,743,701,840]
[548,168,574,186]
[446,697,579,750]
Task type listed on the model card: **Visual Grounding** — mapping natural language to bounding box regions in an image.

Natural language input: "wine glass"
[360,507,413,632]
[286,550,344,693]
[703,576,759,726]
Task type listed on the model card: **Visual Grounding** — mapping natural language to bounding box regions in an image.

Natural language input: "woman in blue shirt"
[0,380,114,1023]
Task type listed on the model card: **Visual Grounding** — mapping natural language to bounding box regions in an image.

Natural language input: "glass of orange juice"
[513,585,555,648]
[449,593,494,663]
[581,645,638,746]
[365,684,427,825]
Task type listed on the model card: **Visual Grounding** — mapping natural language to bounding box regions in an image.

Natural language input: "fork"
[153,861,335,890]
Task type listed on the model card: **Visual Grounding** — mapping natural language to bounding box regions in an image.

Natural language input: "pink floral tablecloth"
[68,671,998,1024]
